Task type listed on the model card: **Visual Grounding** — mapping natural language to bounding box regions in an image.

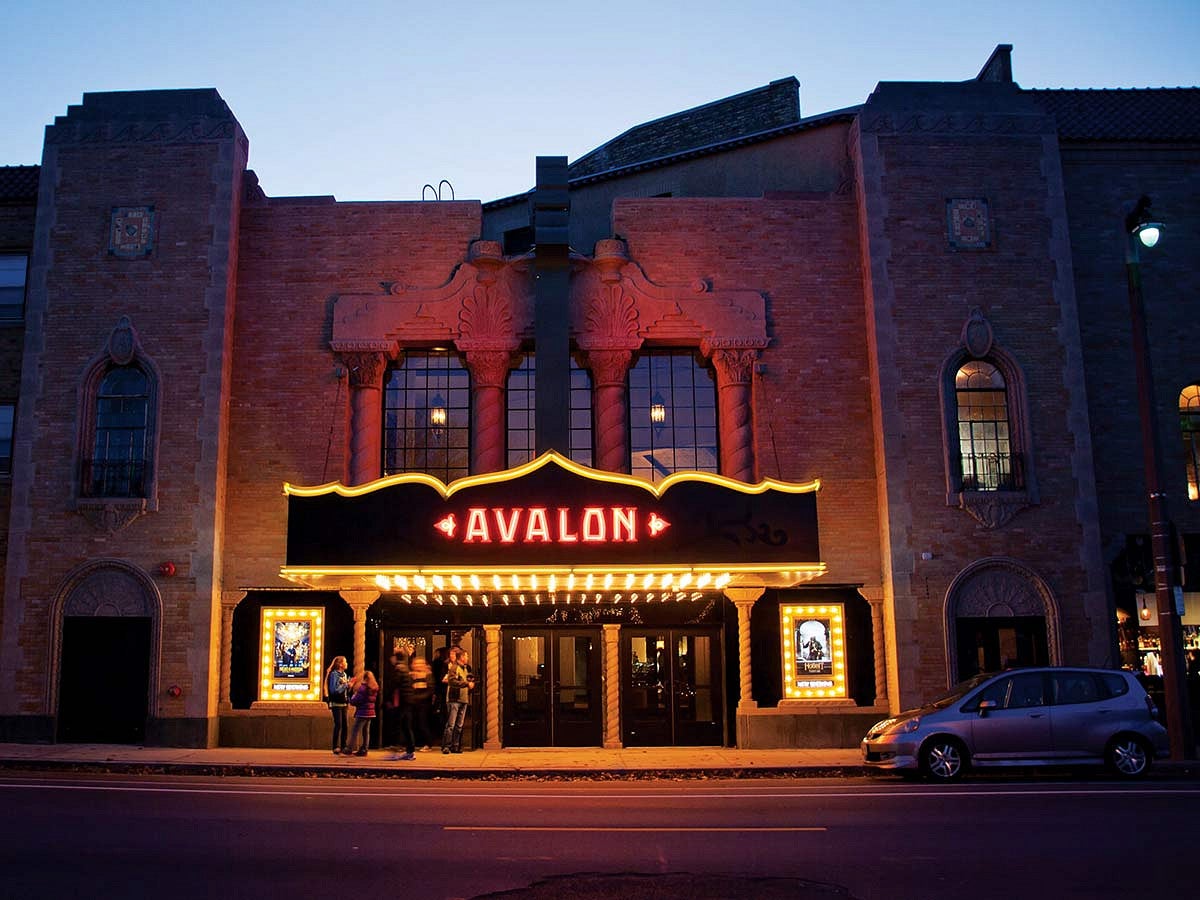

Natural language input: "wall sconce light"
[158,561,176,577]
[649,392,667,429]
[1139,595,1152,622]
[429,394,447,434]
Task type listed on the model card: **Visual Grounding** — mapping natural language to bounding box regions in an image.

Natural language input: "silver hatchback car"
[861,666,1169,781]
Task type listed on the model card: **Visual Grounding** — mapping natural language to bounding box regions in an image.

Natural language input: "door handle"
[1029,713,1045,718]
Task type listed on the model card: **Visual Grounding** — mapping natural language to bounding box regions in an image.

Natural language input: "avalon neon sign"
[435,507,671,544]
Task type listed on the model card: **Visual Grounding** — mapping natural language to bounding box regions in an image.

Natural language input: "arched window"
[1181,384,1200,501]
[83,365,151,497]
[955,360,1020,491]
[383,350,470,482]
[629,350,717,482]
[506,353,594,468]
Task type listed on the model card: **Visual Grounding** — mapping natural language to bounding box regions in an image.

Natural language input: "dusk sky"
[5,1,1198,203]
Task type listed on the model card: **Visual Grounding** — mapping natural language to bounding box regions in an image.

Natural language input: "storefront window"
[629,350,717,482]
[383,350,470,482]
[1181,384,1200,501]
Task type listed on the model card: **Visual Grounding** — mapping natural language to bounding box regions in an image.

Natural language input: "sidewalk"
[0,742,867,779]
[1,742,1196,779]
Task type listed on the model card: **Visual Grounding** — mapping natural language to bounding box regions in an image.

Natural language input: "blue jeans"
[442,701,468,751]
[348,716,373,752]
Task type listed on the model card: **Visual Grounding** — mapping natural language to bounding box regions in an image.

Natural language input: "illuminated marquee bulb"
[604,573,614,589]
[470,574,481,590]
[451,574,463,590]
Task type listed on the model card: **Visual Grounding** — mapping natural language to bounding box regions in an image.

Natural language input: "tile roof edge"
[482,107,859,210]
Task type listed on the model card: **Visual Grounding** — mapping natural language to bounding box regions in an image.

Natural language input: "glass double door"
[503,628,603,747]
[622,628,723,746]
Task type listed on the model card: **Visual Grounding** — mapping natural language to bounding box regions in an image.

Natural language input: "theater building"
[1,45,1198,749]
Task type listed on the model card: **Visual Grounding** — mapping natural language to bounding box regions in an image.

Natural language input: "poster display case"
[780,603,847,699]
[258,607,324,702]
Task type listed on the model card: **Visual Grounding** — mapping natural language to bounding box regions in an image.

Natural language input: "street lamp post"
[1124,195,1195,761]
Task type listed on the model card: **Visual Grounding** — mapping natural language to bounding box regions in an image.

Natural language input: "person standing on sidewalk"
[324,655,351,755]
[441,648,470,754]
[388,651,418,761]
[346,670,379,756]
[409,650,434,750]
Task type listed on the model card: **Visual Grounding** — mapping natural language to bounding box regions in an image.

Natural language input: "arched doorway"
[53,561,160,743]
[944,558,1062,685]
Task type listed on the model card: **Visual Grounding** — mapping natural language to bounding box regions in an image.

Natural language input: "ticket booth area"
[272,451,828,749]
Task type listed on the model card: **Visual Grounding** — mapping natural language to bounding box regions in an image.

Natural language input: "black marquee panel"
[285,454,820,570]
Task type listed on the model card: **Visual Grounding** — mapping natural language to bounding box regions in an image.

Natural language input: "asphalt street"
[0,773,1194,900]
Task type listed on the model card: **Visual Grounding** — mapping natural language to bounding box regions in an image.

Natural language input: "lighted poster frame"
[259,607,324,702]
[780,603,846,699]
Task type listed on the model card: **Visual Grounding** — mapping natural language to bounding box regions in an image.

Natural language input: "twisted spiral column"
[861,588,889,708]
[725,588,764,711]
[484,625,501,749]
[219,591,246,707]
[603,624,622,747]
[336,348,396,485]
[339,590,380,678]
[586,349,634,473]
[710,348,759,483]
[466,350,512,474]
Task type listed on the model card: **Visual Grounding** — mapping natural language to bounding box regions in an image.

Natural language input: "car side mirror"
[978,699,998,717]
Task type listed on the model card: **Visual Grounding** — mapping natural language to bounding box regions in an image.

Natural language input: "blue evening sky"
[4,1,1198,203]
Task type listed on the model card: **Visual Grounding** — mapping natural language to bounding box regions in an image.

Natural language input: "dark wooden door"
[58,616,150,743]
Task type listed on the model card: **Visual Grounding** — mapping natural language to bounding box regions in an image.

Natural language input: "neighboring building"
[0,45,1197,749]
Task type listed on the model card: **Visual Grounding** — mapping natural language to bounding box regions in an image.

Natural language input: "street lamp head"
[1126,195,1165,249]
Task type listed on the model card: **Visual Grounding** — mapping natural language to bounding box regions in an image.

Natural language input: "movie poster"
[793,617,834,687]
[273,620,311,689]
[259,608,324,701]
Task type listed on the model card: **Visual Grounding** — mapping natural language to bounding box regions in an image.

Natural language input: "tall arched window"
[84,366,151,497]
[383,350,470,482]
[955,360,1020,491]
[1181,384,1200,501]
[629,349,717,482]
[506,353,594,468]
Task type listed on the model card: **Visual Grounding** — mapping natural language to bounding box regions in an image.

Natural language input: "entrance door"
[58,616,151,743]
[503,628,602,747]
[956,616,1048,682]
[622,628,723,746]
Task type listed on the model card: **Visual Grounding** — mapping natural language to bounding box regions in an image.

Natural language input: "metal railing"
[959,451,1023,492]
[81,459,147,498]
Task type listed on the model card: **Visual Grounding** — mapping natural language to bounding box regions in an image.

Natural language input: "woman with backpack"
[324,655,351,755]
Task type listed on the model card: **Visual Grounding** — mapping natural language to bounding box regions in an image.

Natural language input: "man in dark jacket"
[388,651,418,761]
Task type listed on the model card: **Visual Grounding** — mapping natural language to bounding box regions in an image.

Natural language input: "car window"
[1098,672,1129,699]
[1051,672,1101,706]
[1006,672,1046,709]
[968,675,1013,711]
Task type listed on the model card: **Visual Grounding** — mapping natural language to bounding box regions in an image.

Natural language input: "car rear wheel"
[920,737,967,782]
[1106,735,1151,778]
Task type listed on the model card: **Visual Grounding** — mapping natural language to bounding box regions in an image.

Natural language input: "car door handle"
[1028,713,1045,718]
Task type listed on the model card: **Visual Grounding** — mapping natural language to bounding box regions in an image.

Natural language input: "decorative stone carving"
[106,315,141,364]
[76,498,148,533]
[959,491,1027,529]
[709,347,758,385]
[63,567,156,617]
[961,307,995,359]
[581,284,640,349]
[458,285,513,348]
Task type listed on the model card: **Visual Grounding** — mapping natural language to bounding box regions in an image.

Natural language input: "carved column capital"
[583,348,634,387]
[334,345,398,390]
[464,349,514,389]
[708,346,760,386]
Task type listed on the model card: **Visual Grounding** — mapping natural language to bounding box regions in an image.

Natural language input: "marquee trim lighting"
[283,449,821,499]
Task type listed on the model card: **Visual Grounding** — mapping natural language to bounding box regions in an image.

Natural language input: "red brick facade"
[1,51,1197,749]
